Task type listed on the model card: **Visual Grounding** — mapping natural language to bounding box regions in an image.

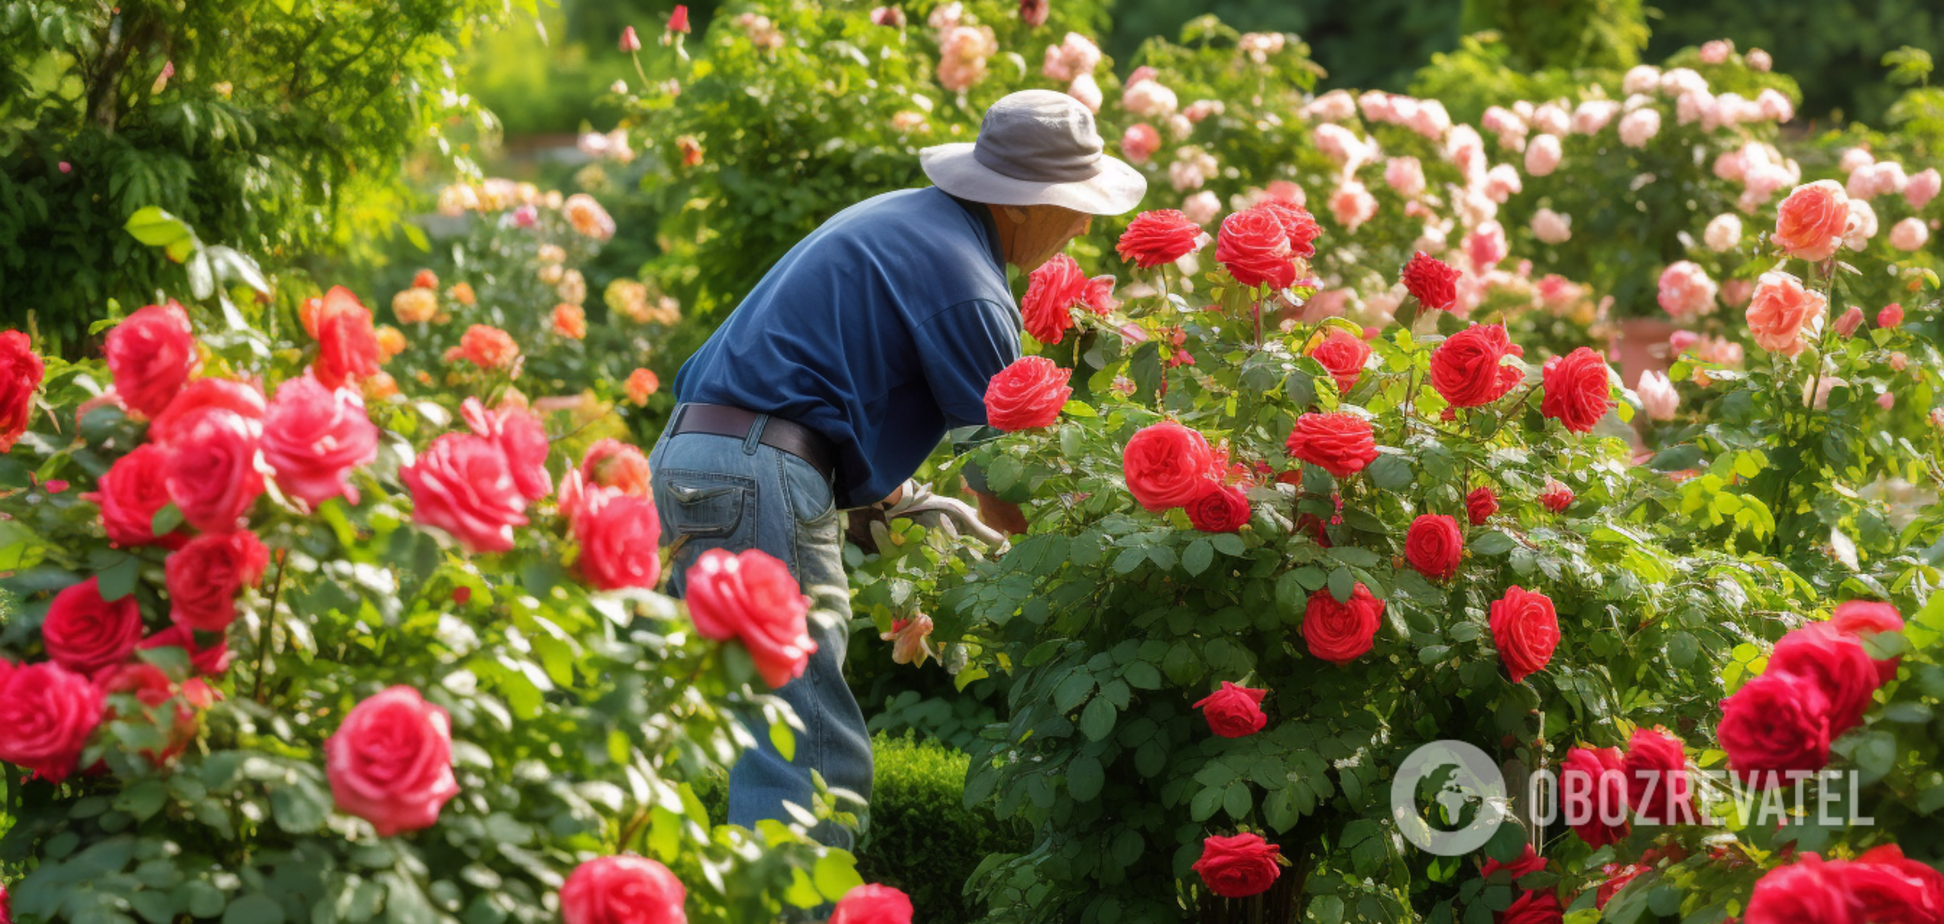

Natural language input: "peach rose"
[1773,180,1849,262]
[1744,271,1826,357]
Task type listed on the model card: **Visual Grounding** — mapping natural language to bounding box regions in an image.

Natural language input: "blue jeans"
[648,415,873,850]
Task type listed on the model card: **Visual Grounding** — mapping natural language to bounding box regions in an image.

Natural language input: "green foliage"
[1460,0,1647,72]
[855,734,1030,924]
[1104,0,1459,96]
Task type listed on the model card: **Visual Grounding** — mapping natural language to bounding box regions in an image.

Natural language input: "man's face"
[1012,205,1093,272]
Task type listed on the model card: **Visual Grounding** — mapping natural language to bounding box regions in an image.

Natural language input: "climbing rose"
[1284,413,1377,478]
[1656,262,1718,318]
[105,301,198,417]
[1539,480,1574,513]
[461,399,552,501]
[1308,328,1371,395]
[1889,217,1928,252]
[1115,209,1204,267]
[86,444,185,548]
[1498,890,1563,924]
[1122,422,1215,511]
[1404,514,1464,580]
[1524,133,1562,176]
[561,855,688,924]
[1301,583,1384,664]
[42,577,144,676]
[1489,586,1559,683]
[1193,682,1269,738]
[829,884,913,924]
[0,662,106,783]
[1765,622,1881,734]
[260,374,379,509]
[312,287,384,389]
[148,377,266,446]
[1186,482,1251,533]
[460,325,521,370]
[1258,199,1324,258]
[401,432,529,553]
[164,408,265,533]
[1215,208,1296,289]
[0,331,43,451]
[984,357,1072,431]
[1743,855,1858,924]
[1540,347,1611,433]
[573,492,663,591]
[1120,123,1161,164]
[1467,487,1498,525]
[1744,271,1826,357]
[1430,325,1524,407]
[684,549,817,690]
[625,368,660,406]
[1192,833,1282,898]
[1622,727,1696,824]
[1831,600,1905,683]
[1400,252,1460,311]
[166,531,270,632]
[325,686,460,837]
[579,439,653,500]
[1718,670,1834,785]
[1559,746,1630,848]
[1773,180,1851,262]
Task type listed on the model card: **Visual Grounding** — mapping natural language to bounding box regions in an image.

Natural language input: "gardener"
[648,89,1146,849]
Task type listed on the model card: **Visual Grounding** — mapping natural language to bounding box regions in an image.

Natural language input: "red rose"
[325,685,461,837]
[94,662,205,765]
[1193,681,1269,738]
[1301,583,1383,664]
[1430,325,1524,407]
[139,625,234,675]
[1405,514,1464,581]
[104,301,198,418]
[1285,413,1378,478]
[1308,329,1371,396]
[666,4,690,33]
[560,855,689,924]
[166,531,270,633]
[85,445,186,548]
[312,287,383,388]
[1186,482,1251,533]
[0,330,44,452]
[1192,832,1282,898]
[1467,486,1498,525]
[261,374,379,508]
[1718,670,1833,785]
[1258,199,1323,259]
[1116,209,1203,268]
[1481,844,1546,879]
[1744,855,1859,924]
[1622,727,1697,824]
[165,408,265,533]
[1765,622,1881,734]
[1215,207,1296,290]
[148,377,265,446]
[830,884,914,924]
[1497,889,1562,924]
[1831,600,1904,684]
[1122,421,1216,511]
[1559,746,1629,848]
[573,492,664,591]
[0,662,106,783]
[1540,347,1611,433]
[984,357,1073,431]
[1854,845,1944,924]
[1021,255,1087,345]
[1596,865,1646,910]
[403,433,529,553]
[43,577,144,676]
[684,549,817,689]
[1489,586,1557,683]
[461,399,553,501]
[1538,480,1574,513]
[1401,252,1460,311]
[580,439,653,499]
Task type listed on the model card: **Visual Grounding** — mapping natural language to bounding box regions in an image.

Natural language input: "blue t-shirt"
[673,187,1021,508]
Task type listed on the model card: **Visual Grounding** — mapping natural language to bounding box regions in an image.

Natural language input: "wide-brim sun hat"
[921,89,1148,216]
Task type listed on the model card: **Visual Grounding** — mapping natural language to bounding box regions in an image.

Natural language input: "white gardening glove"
[870,479,1007,551]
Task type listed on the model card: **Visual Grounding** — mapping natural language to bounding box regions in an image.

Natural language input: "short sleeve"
[911,298,1022,429]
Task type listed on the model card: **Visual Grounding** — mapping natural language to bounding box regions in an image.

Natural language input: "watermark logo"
[1389,740,1510,856]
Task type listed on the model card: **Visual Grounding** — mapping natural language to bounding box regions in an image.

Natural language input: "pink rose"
[1531,209,1572,244]
[1573,99,1620,134]
[0,662,106,782]
[1066,74,1102,114]
[573,492,663,591]
[165,408,265,533]
[1312,124,1364,166]
[1182,191,1221,225]
[1773,180,1850,262]
[1524,134,1562,176]
[402,433,529,553]
[1656,261,1718,318]
[1636,370,1679,420]
[42,576,144,676]
[148,376,265,446]
[260,374,379,508]
[684,549,816,689]
[1384,156,1426,197]
[1617,109,1660,148]
[1889,217,1929,252]
[830,884,913,924]
[461,399,552,501]
[85,444,187,548]
[166,531,270,633]
[1835,307,1866,338]
[1704,213,1742,252]
[326,686,460,836]
[1327,182,1377,233]
[105,302,199,418]
[1744,271,1826,357]
[880,614,936,667]
[1120,123,1161,164]
[561,855,689,924]
[1905,168,1941,210]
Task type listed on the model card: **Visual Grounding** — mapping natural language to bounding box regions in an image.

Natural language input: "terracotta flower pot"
[1609,316,1680,390]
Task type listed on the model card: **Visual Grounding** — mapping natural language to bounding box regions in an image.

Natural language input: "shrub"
[857,734,1030,924]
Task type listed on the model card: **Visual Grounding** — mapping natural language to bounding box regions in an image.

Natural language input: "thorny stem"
[253,548,290,705]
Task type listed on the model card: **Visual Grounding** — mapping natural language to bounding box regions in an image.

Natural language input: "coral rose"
[1744,271,1826,357]
[1430,325,1524,407]
[1400,252,1460,311]
[684,549,816,689]
[1718,670,1833,785]
[1215,208,1296,289]
[1489,586,1558,683]
[1308,328,1371,395]
[0,662,106,783]
[1773,180,1850,262]
[580,439,653,500]
[830,884,912,924]
[1186,482,1251,533]
[392,287,437,324]
[881,615,936,667]
[1622,727,1697,824]
[1880,303,1904,328]
[1122,421,1215,511]
[86,444,186,548]
[1404,514,1463,581]
[984,356,1072,432]
[1765,622,1880,734]
[0,330,43,452]
[1285,413,1378,478]
[261,374,379,509]
[1021,254,1114,345]
[1301,583,1384,664]
[626,368,660,406]
[166,531,270,633]
[43,576,144,676]
[563,193,617,241]
[1193,681,1268,738]
[1540,347,1611,433]
[573,492,663,591]
[325,686,461,837]
[1115,209,1203,268]
[148,377,267,446]
[1258,199,1323,259]
[553,304,588,340]
[1192,833,1282,899]
[561,855,688,924]
[1559,746,1630,847]
[312,287,384,389]
[165,408,265,533]
[105,301,198,418]
[460,324,521,370]
[401,432,529,553]
[1467,487,1498,525]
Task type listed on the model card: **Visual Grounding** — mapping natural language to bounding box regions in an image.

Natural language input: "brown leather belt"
[666,403,840,485]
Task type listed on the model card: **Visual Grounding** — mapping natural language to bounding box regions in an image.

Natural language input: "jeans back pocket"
[658,471,755,540]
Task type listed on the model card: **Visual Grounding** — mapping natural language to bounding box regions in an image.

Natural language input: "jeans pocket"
[660,470,756,539]
[777,453,837,527]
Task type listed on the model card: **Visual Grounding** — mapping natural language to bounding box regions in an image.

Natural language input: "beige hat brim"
[920,143,1148,216]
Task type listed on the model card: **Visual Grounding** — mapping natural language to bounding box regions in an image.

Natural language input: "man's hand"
[874,479,1006,550]
[967,483,1028,536]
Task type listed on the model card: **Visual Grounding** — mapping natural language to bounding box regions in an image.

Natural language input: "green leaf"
[1113,547,1146,574]
[115,780,168,821]
[1182,538,1214,576]
[1471,531,1516,556]
[221,895,285,924]
[97,553,143,601]
[1123,661,1163,690]
[1328,567,1355,603]
[812,851,864,901]
[1366,454,1414,491]
[1080,696,1117,741]
[1210,533,1246,556]
[151,503,184,537]
[1068,755,1105,801]
[770,717,796,762]
[124,207,194,248]
[1222,781,1253,819]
